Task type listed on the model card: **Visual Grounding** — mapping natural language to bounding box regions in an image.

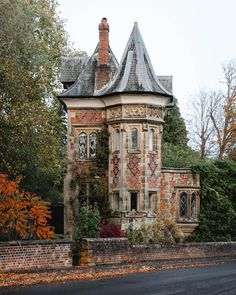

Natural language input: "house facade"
[58,18,200,237]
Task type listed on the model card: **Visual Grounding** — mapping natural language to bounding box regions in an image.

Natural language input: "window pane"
[131,192,137,211]
[131,128,138,150]
[89,133,97,158]
[114,192,120,210]
[148,128,154,151]
[115,130,120,151]
[179,192,187,217]
[79,133,87,159]
[191,193,196,218]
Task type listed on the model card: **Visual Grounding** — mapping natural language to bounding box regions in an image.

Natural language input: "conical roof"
[96,22,172,97]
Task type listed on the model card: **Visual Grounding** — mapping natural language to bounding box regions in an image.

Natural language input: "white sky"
[57,0,236,117]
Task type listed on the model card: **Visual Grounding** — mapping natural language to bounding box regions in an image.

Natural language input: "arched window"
[131,128,138,150]
[191,193,196,218]
[79,133,87,159]
[148,128,154,151]
[89,133,97,158]
[115,129,120,151]
[179,192,188,217]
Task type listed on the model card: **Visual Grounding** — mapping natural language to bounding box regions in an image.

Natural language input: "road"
[3,263,236,295]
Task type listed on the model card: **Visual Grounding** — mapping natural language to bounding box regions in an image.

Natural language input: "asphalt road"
[3,263,236,295]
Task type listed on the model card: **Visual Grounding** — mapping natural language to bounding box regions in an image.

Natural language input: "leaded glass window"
[89,133,97,158]
[148,128,154,151]
[179,192,188,217]
[191,193,196,218]
[131,128,138,150]
[79,133,87,159]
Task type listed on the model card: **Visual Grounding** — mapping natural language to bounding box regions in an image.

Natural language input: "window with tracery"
[79,133,87,159]
[131,128,138,150]
[178,191,199,220]
[89,133,97,158]
[179,192,188,217]
[78,132,97,159]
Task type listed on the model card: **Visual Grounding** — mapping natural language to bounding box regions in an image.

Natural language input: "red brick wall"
[0,240,72,272]
[80,238,236,266]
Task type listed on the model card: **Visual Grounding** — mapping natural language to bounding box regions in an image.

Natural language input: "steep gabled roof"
[96,22,172,97]
[58,45,118,98]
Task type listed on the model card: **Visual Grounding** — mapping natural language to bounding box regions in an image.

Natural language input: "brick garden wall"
[0,240,72,272]
[80,238,236,266]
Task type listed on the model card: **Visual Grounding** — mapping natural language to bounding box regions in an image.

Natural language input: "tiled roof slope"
[60,56,89,83]
[96,22,172,97]
[60,57,173,93]
[58,45,118,98]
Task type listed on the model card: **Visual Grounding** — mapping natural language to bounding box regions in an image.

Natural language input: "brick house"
[58,18,200,237]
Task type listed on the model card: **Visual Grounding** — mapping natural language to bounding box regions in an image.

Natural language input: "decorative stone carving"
[147,107,163,119]
[124,105,146,117]
[107,107,122,120]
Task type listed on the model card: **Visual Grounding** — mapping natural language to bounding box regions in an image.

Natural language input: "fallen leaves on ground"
[0,260,233,289]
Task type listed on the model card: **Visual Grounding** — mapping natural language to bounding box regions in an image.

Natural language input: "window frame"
[177,190,199,221]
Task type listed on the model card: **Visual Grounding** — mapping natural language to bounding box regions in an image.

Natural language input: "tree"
[163,98,188,146]
[0,0,69,202]
[0,174,55,240]
[162,98,199,167]
[188,160,236,242]
[188,60,236,160]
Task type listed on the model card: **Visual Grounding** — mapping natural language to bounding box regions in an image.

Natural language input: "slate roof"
[96,22,172,98]
[59,22,173,99]
[58,45,118,98]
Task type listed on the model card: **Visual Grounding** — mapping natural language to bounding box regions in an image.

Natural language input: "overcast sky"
[57,0,236,117]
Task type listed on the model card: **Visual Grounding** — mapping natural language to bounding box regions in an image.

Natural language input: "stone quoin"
[58,18,200,237]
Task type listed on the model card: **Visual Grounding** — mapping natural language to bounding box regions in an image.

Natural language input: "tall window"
[78,132,97,159]
[179,192,188,217]
[115,129,120,151]
[148,128,154,151]
[191,193,196,218]
[131,128,138,150]
[113,192,120,211]
[79,133,87,159]
[89,133,97,158]
[131,192,138,211]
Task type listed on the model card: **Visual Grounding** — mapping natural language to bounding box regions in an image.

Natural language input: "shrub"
[72,204,100,264]
[0,173,55,240]
[100,223,125,238]
[126,218,183,246]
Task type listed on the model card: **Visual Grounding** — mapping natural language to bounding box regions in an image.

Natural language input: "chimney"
[99,17,109,65]
[95,18,111,90]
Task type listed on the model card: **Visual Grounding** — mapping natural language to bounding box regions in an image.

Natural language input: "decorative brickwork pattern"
[126,155,142,189]
[0,240,72,272]
[80,238,236,266]
[147,154,159,188]
[71,110,106,125]
[111,155,120,189]
[76,161,93,175]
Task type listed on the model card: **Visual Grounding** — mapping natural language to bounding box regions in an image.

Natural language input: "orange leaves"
[0,174,55,240]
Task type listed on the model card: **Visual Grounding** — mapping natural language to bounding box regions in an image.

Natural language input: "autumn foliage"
[0,174,55,240]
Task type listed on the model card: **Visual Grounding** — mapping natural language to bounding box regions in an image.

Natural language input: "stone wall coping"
[161,167,192,173]
[0,239,72,247]
[83,238,128,242]
[82,238,236,247]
